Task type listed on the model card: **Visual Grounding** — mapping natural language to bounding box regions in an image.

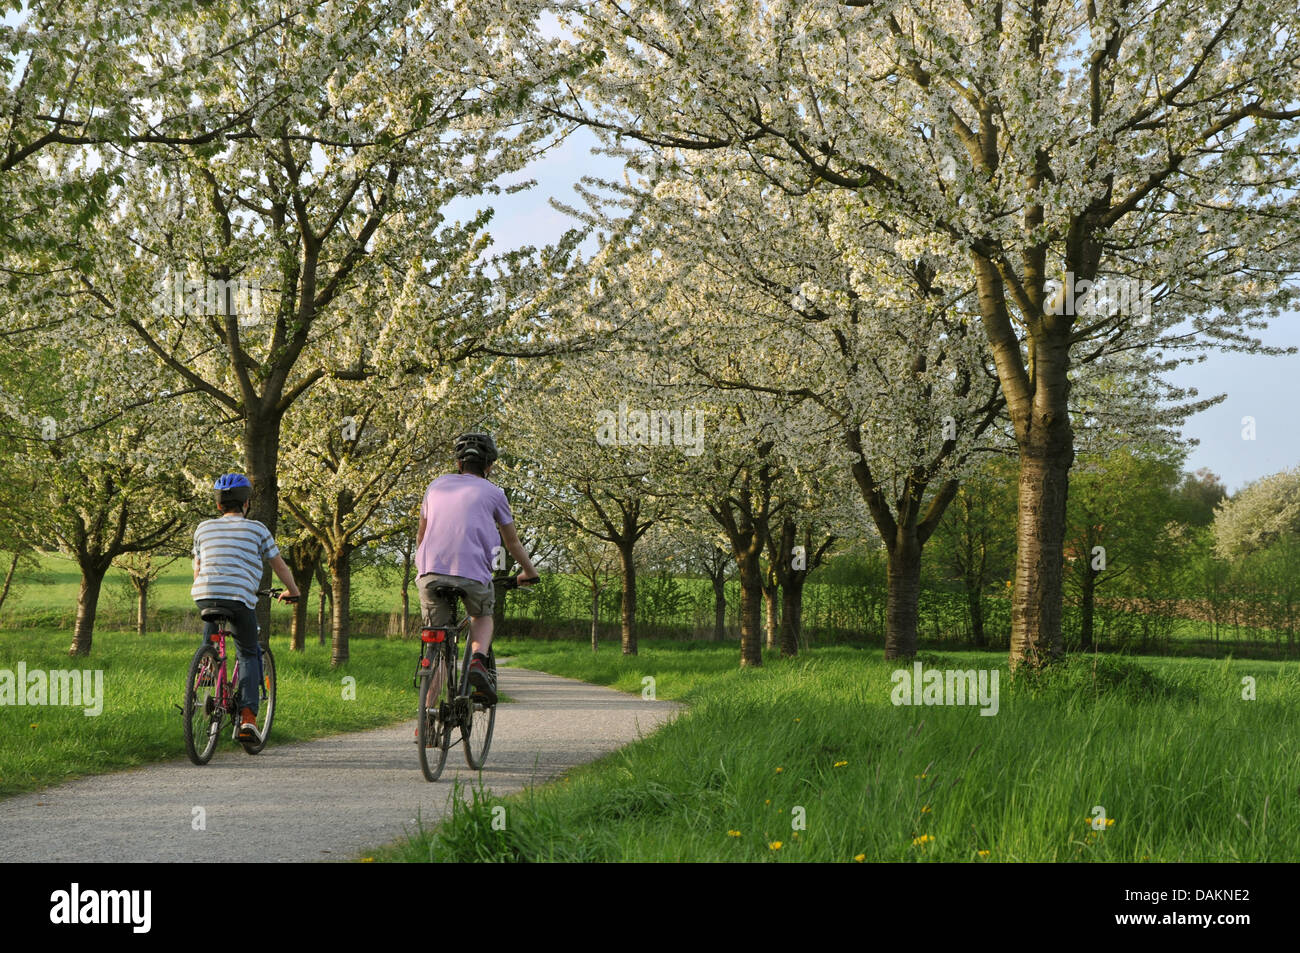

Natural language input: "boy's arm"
[498,522,538,583]
[268,555,301,600]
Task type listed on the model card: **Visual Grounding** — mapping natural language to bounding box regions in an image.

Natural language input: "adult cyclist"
[415,433,538,705]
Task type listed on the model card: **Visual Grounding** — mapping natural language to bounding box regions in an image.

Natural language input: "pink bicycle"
[182,588,294,765]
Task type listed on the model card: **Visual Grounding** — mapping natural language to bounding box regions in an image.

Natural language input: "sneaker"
[238,707,259,742]
[468,655,497,706]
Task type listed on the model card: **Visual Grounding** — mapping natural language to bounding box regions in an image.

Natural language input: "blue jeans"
[196,599,262,716]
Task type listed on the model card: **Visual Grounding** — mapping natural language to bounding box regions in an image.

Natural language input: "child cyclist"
[415,433,538,706]
[192,474,300,741]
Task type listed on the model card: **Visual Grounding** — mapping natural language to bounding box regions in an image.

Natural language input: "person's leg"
[416,575,453,711]
[228,602,262,717]
[469,614,493,657]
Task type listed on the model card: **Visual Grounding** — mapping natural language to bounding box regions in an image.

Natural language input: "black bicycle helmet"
[454,432,498,465]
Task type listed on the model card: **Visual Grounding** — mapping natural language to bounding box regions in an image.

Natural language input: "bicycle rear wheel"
[462,646,496,770]
[183,643,222,765]
[240,644,276,755]
[418,645,452,781]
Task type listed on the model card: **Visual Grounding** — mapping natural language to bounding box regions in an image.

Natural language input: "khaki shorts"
[417,573,494,627]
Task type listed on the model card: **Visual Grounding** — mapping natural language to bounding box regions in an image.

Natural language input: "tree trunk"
[244,412,283,641]
[884,534,922,659]
[290,567,315,652]
[316,561,332,646]
[69,561,110,657]
[0,550,18,615]
[712,572,727,642]
[763,574,779,649]
[134,577,148,636]
[1079,568,1097,652]
[284,539,320,651]
[779,579,803,658]
[400,547,413,639]
[965,582,987,648]
[329,547,352,666]
[617,540,637,656]
[1010,448,1072,668]
[591,583,600,652]
[737,547,763,667]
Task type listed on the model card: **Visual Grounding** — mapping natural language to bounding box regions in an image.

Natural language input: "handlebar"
[258,587,300,604]
[496,574,540,591]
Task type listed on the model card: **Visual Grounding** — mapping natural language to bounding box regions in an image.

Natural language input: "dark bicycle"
[182,587,296,765]
[416,575,532,781]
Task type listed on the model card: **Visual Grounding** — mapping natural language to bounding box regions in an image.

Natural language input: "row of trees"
[1,1,1298,670]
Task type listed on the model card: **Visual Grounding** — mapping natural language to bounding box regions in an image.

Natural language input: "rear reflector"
[421,629,446,643]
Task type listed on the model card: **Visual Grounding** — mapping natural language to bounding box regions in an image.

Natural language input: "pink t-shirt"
[416,473,513,584]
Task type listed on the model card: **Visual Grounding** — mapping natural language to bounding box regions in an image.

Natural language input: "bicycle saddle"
[200,607,236,633]
[432,586,465,601]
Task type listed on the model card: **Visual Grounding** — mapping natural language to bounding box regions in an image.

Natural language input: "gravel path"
[0,666,680,862]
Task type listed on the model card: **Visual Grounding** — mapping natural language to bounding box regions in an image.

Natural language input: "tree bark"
[779,580,804,658]
[591,583,600,652]
[763,571,779,649]
[134,577,148,636]
[884,533,922,659]
[966,584,987,648]
[244,412,283,641]
[712,571,727,642]
[0,550,18,616]
[283,541,319,651]
[69,561,109,657]
[316,561,332,646]
[1010,448,1072,667]
[1079,567,1097,652]
[617,539,637,656]
[329,547,352,666]
[400,546,413,639]
[736,545,763,667]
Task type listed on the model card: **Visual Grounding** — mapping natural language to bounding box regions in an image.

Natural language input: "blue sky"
[458,126,1299,495]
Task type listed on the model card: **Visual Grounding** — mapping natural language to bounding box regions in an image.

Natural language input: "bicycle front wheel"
[183,643,222,765]
[462,646,496,770]
[241,644,276,755]
[418,647,452,782]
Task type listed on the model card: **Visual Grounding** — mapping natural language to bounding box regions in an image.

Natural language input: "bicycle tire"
[183,643,222,765]
[462,646,496,770]
[418,643,452,781]
[240,644,276,755]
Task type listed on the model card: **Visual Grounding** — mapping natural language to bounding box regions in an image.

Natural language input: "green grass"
[374,641,1300,862]
[0,628,429,799]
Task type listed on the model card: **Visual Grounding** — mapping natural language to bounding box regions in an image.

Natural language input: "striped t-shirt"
[191,515,280,609]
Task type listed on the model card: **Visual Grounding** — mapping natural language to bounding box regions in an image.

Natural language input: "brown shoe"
[238,707,259,742]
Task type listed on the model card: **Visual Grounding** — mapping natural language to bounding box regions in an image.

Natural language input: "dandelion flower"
[977,850,990,858]
[769,841,783,851]
[360,857,375,863]
[853,853,866,862]
[911,834,934,846]
[764,799,771,805]
[833,760,848,768]
[775,767,783,774]
[921,805,931,813]
[726,830,742,837]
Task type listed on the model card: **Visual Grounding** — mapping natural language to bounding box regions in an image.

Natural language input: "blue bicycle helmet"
[214,473,252,507]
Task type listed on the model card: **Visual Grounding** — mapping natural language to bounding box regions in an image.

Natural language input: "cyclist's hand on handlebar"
[278,590,300,604]
[516,572,540,587]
